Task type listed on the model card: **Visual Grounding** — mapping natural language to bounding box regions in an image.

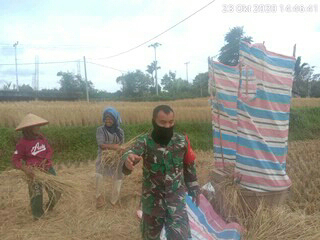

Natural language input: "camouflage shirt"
[122,132,200,217]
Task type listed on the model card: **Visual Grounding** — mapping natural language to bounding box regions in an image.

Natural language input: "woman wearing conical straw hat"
[95,107,125,208]
[12,113,61,220]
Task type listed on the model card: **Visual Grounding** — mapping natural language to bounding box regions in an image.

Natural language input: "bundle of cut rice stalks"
[101,133,146,169]
[211,173,251,223]
[211,169,288,220]
[244,204,320,240]
[3,168,81,199]
[101,150,120,169]
[211,175,320,239]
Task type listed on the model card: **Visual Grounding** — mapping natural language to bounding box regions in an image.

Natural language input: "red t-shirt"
[12,135,53,170]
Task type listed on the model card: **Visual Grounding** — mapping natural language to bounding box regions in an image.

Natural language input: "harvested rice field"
[0,99,212,127]
[0,97,320,127]
[1,141,320,240]
[0,152,213,240]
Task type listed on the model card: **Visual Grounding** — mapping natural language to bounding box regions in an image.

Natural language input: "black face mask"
[151,119,174,146]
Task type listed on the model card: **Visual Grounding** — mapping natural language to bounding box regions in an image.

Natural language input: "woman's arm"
[100,143,124,151]
[97,127,125,151]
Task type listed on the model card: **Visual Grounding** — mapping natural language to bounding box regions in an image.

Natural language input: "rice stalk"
[0,99,214,127]
[100,133,147,169]
[3,168,82,199]
[211,173,254,224]
[0,161,142,240]
[244,204,320,240]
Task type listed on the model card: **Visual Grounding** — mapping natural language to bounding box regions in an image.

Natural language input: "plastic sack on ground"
[201,182,215,202]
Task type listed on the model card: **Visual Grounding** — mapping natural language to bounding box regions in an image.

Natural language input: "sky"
[0,0,319,92]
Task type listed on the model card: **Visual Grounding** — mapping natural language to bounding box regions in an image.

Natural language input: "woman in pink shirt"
[12,113,60,220]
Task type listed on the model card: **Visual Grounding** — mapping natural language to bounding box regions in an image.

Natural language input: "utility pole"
[293,43,296,58]
[83,56,89,102]
[32,56,39,91]
[77,59,81,76]
[35,55,39,90]
[148,42,161,96]
[13,41,19,91]
[184,61,190,82]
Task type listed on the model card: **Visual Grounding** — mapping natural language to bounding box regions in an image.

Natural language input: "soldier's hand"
[192,195,200,207]
[125,154,142,171]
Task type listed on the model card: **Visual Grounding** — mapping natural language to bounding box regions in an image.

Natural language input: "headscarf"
[102,107,123,140]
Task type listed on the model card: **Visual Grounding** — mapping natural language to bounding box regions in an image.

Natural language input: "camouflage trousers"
[141,208,191,240]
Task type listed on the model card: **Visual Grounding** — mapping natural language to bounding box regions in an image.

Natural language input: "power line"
[0,43,111,49]
[87,62,126,73]
[0,60,79,66]
[90,0,216,60]
[0,60,126,74]
[0,1,216,66]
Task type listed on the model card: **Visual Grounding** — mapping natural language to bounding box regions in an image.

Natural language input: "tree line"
[1,26,319,100]
[0,69,209,101]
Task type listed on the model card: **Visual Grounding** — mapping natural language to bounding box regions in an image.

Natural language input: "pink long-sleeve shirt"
[12,135,53,170]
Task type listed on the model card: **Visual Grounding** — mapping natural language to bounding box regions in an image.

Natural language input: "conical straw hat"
[15,113,49,131]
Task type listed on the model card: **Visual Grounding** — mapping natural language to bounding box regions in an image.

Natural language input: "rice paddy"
[1,97,320,239]
[0,98,212,127]
[1,97,319,127]
[0,139,319,239]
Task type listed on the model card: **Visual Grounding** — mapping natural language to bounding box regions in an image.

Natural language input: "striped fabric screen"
[209,60,254,169]
[235,42,295,192]
[209,41,296,192]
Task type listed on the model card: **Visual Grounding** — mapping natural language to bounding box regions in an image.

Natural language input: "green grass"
[289,107,320,141]
[0,122,213,171]
[2,107,320,171]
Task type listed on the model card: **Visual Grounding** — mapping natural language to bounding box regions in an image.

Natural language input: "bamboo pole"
[208,57,225,170]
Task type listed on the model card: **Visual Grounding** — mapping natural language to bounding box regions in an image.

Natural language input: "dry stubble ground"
[1,139,320,240]
[0,151,213,240]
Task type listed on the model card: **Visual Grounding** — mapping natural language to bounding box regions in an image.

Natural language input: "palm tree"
[294,57,309,81]
[218,26,253,66]
[3,81,12,90]
[293,57,314,97]
[146,61,160,87]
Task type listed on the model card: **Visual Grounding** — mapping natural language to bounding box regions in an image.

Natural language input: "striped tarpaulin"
[209,42,295,192]
[209,60,254,169]
[235,42,295,192]
[159,194,243,239]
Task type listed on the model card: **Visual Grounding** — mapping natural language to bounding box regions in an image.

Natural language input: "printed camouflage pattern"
[122,132,200,217]
[141,208,191,240]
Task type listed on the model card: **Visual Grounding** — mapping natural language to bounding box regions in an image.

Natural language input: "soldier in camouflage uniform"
[122,105,200,240]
